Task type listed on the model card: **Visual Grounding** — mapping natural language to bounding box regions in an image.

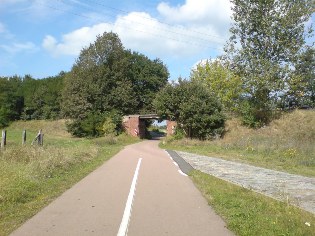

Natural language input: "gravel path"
[176,151,315,215]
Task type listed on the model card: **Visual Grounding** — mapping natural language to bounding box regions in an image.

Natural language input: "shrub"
[66,110,123,138]
[154,80,226,139]
[102,117,116,135]
[238,99,276,128]
[66,112,105,137]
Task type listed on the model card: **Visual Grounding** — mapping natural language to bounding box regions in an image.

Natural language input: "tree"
[126,52,169,113]
[289,46,315,108]
[153,78,185,122]
[20,74,64,120]
[0,76,24,126]
[0,74,64,124]
[190,59,243,111]
[225,0,314,126]
[62,32,126,120]
[20,75,38,120]
[0,107,10,128]
[62,32,169,137]
[154,80,225,139]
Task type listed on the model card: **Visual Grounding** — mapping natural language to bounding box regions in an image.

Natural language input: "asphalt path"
[11,140,233,236]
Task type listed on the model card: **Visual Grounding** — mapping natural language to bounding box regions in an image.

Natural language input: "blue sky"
[0,0,313,81]
[0,0,233,80]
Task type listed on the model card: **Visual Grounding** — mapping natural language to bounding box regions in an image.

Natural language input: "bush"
[154,80,226,140]
[66,110,123,138]
[173,128,185,140]
[238,100,262,128]
[66,112,105,137]
[238,99,276,128]
[102,117,116,135]
[107,110,123,135]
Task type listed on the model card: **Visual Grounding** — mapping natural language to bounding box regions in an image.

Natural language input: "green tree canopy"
[225,0,314,126]
[190,59,243,111]
[62,32,169,137]
[21,73,64,120]
[126,52,169,113]
[0,73,65,126]
[0,76,24,127]
[154,80,225,139]
[289,46,315,107]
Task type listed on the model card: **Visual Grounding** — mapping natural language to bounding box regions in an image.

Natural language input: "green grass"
[161,110,315,177]
[0,120,138,236]
[161,110,315,235]
[191,170,315,236]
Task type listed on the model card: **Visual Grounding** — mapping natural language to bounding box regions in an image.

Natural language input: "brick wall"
[123,116,177,138]
[166,120,177,136]
[122,116,140,137]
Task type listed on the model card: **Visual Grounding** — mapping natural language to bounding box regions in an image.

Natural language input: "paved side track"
[176,151,315,215]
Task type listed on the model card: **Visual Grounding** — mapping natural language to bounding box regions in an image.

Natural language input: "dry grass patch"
[162,110,315,176]
[9,119,71,138]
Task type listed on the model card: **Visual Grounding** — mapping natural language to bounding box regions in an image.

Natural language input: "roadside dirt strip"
[11,140,233,236]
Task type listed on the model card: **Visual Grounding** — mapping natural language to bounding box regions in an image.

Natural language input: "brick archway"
[122,114,177,139]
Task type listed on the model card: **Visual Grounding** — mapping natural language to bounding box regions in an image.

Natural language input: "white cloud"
[192,57,224,71]
[0,20,36,54]
[0,42,37,54]
[42,12,206,58]
[157,0,232,34]
[192,58,211,70]
[43,23,113,57]
[42,1,232,59]
[1,17,39,60]
[0,21,15,40]
[42,35,57,52]
[115,12,208,57]
[43,21,227,59]
[0,0,25,4]
[26,0,67,18]
[0,22,5,34]
[0,0,71,19]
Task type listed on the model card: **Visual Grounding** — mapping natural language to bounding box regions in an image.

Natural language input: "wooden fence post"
[36,129,41,146]
[1,130,6,148]
[22,130,26,146]
[39,130,43,146]
[32,129,43,146]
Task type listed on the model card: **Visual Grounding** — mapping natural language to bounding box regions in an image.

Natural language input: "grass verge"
[0,120,138,236]
[161,110,315,177]
[191,170,315,236]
